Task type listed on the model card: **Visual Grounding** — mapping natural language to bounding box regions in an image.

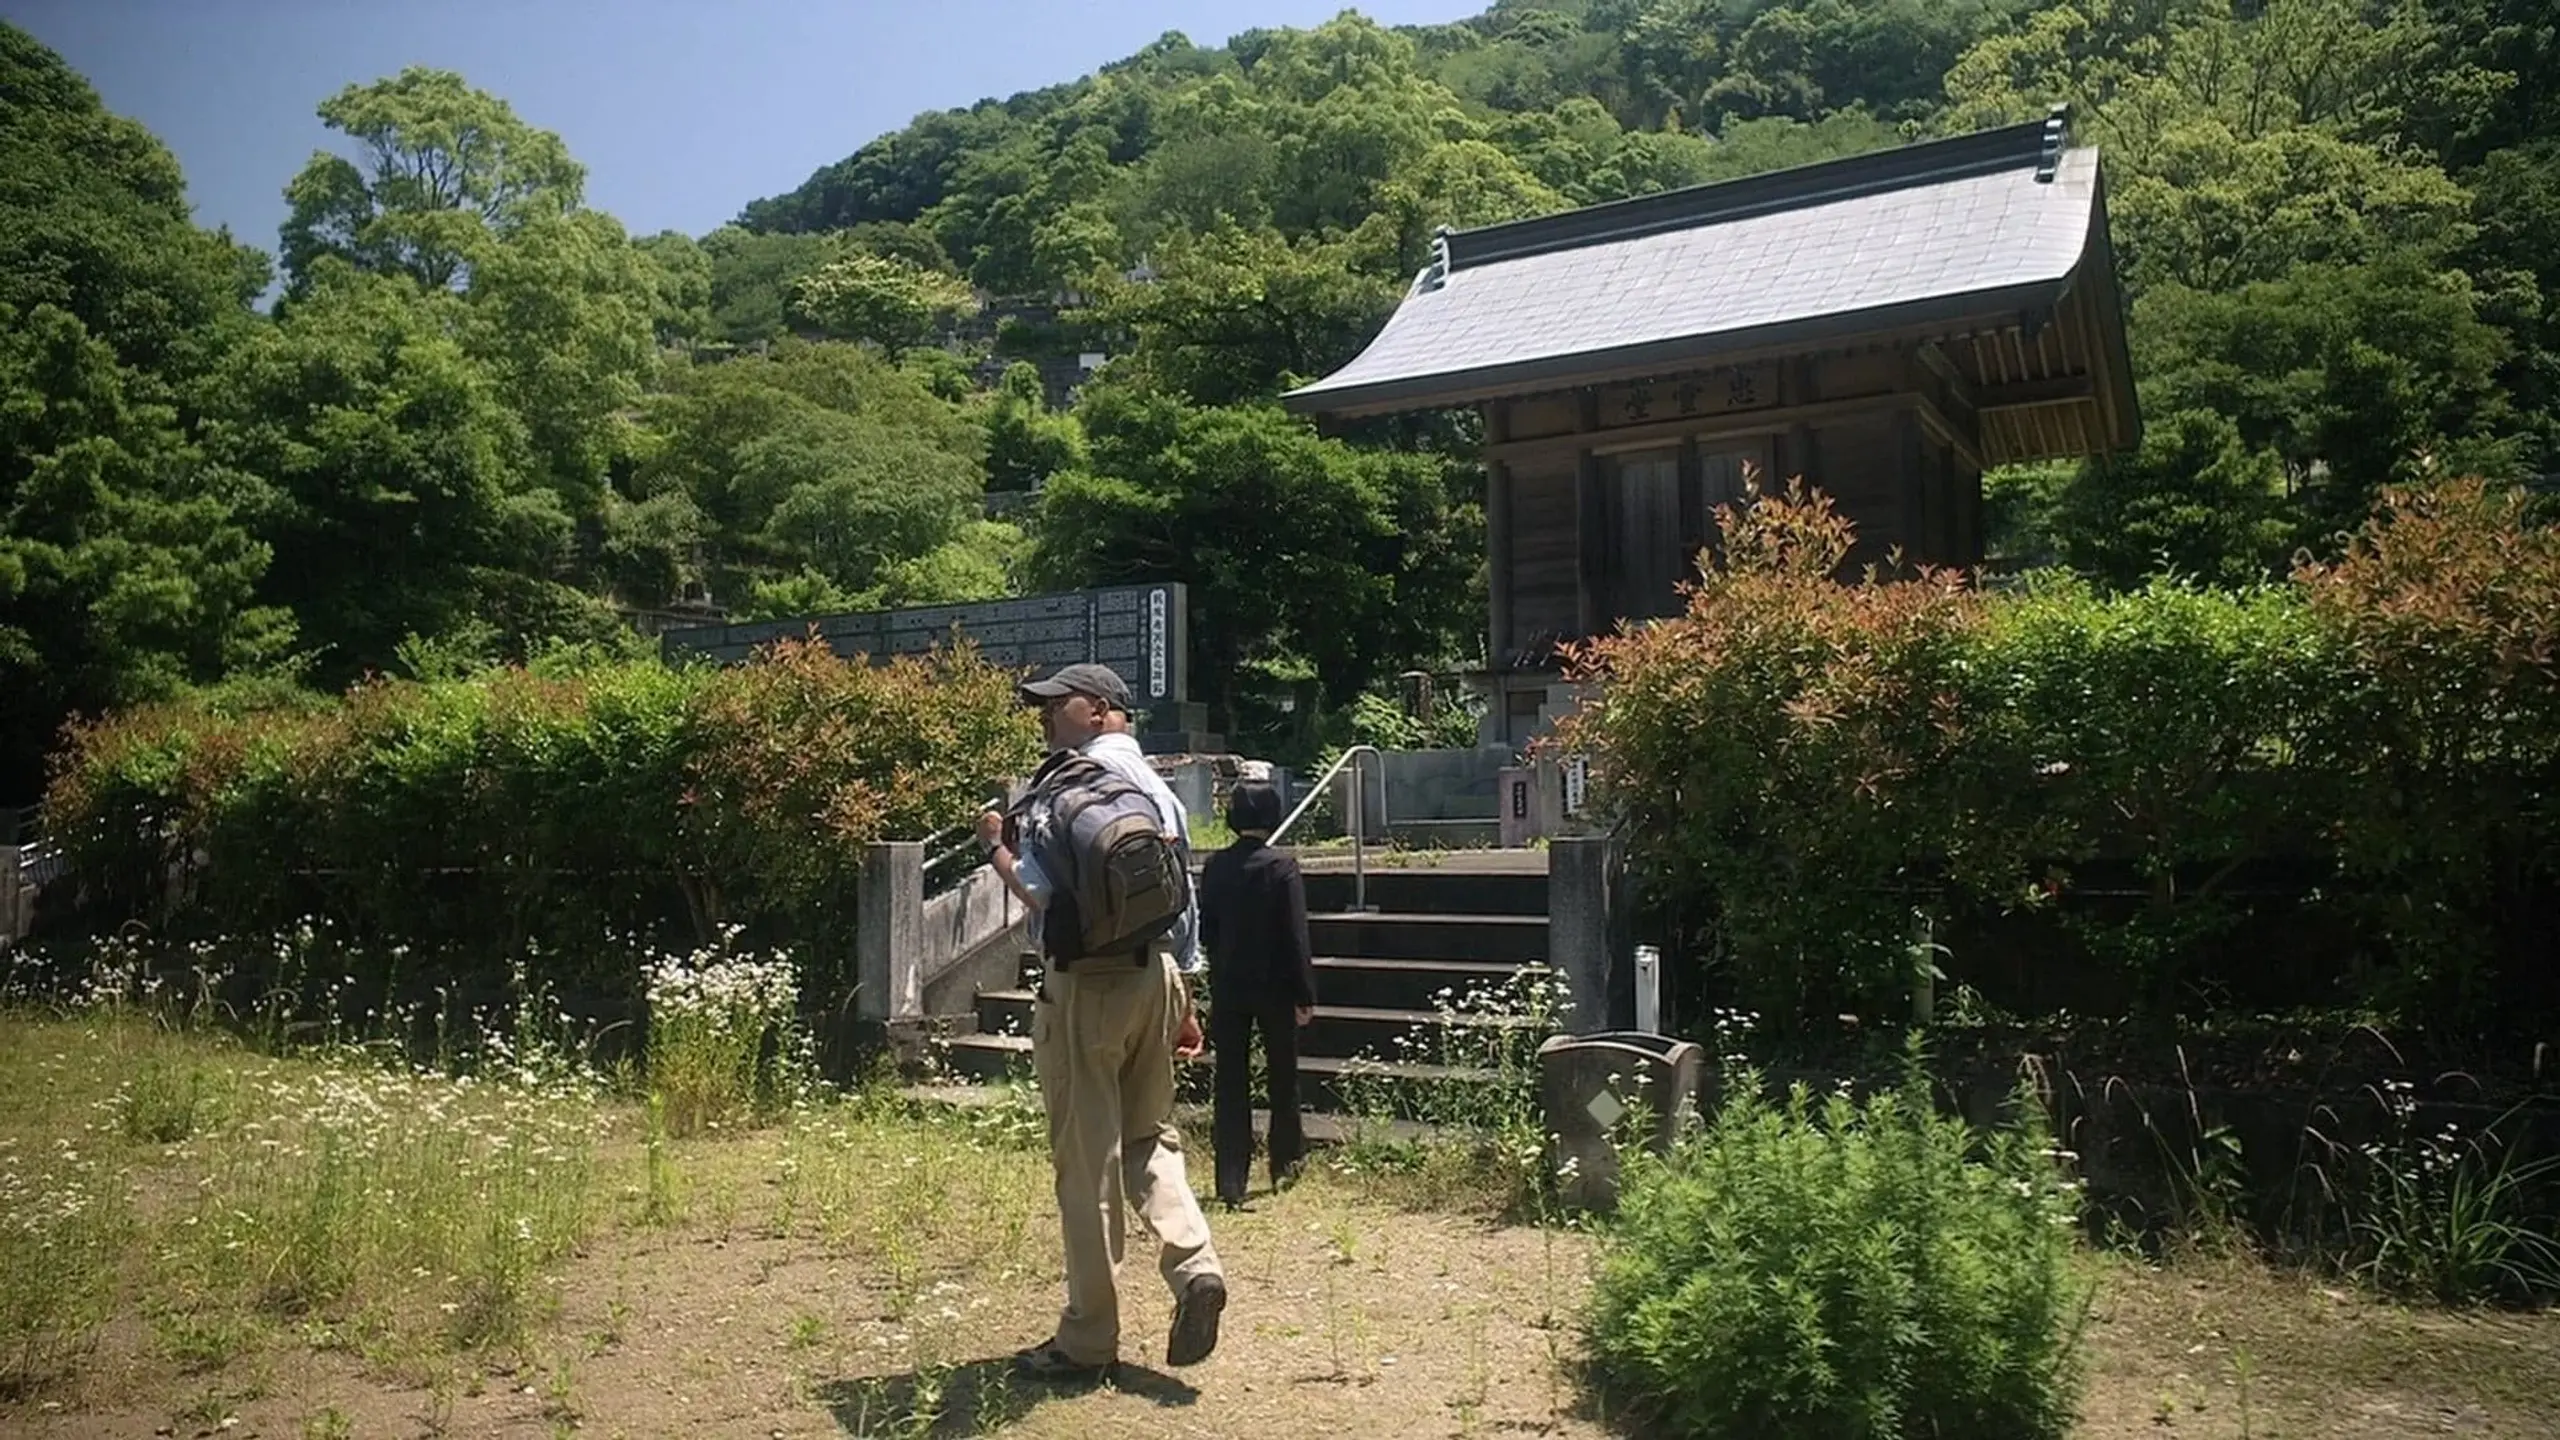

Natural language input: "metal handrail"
[919,819,981,898]
[1270,743,1383,912]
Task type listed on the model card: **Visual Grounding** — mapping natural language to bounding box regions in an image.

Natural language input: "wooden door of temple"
[1609,446,1684,622]
[1603,439,1763,624]
[1689,443,1757,576]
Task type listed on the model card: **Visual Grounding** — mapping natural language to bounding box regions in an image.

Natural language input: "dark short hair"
[1226,780,1283,835]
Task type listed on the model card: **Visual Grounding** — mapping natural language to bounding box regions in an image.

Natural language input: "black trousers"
[1210,995,1304,1203]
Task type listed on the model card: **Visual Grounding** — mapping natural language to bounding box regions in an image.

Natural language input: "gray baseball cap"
[1017,662,1133,712]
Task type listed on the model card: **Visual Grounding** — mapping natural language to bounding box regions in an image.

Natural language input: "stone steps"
[930,1031,1503,1113]
[970,988,1543,1060]
[943,860,1561,1117]
[898,1082,1462,1150]
[1299,865,1549,916]
[1306,911,1549,966]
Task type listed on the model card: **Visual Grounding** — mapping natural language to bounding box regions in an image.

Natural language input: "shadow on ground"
[821,1356,1199,1437]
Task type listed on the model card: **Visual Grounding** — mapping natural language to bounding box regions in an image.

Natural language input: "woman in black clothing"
[1196,780,1316,1208]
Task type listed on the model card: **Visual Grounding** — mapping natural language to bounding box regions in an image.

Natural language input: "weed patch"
[1586,1055,2091,1438]
[642,931,810,1138]
[153,1057,603,1353]
[1328,968,1567,1216]
[0,1126,130,1394]
[2329,1083,2560,1306]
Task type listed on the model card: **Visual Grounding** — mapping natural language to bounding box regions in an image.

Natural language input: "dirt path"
[12,1168,1612,1439]
[16,1169,2559,1439]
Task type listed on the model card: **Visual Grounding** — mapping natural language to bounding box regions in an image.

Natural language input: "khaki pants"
[1030,948,1221,1364]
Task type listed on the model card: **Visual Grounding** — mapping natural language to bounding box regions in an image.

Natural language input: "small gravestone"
[1538,1030,1707,1212]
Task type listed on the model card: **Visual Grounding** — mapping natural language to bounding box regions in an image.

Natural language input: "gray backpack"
[1012,748,1189,965]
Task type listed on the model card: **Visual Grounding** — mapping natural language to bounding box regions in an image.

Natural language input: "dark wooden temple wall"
[1798,412,1905,574]
[1482,344,1996,673]
[1504,460,1580,658]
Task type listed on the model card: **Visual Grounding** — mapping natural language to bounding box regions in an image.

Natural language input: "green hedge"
[1557,478,2560,1040]
[39,638,1042,999]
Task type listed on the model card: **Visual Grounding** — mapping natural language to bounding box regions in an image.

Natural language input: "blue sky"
[5,0,1477,252]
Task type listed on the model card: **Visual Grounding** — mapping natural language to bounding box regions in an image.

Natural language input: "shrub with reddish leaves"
[1556,474,2558,1039]
[1553,479,1988,1026]
[2293,478,2560,1022]
[39,640,1041,999]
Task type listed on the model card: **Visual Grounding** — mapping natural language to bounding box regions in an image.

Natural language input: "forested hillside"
[6,1,2557,801]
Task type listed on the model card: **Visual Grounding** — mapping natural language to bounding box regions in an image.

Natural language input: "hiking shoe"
[1166,1273,1227,1367]
[1013,1339,1113,1384]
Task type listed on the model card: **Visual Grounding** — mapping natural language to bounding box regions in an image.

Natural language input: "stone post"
[0,846,21,955]
[1496,766,1536,848]
[855,841,925,1023]
[1549,833,1632,1034]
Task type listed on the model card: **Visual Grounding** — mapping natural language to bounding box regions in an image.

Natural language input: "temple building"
[1285,107,2141,748]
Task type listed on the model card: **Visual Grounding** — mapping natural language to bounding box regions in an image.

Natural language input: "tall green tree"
[2054,409,2294,588]
[280,68,656,507]
[636,342,987,603]
[789,251,981,356]
[2464,137,2560,476]
[1031,379,1478,728]
[2133,249,2522,541]
[1077,223,1403,407]
[633,229,715,348]
[463,207,657,507]
[746,412,982,590]
[1937,0,2551,581]
[982,361,1086,491]
[1261,17,1463,237]
[204,260,608,676]
[1369,138,1571,270]
[279,66,584,295]
[0,24,293,799]
[1123,81,1281,241]
[1617,0,1726,128]
[877,519,1027,607]
[699,225,839,344]
[1939,0,2485,297]
[738,103,1023,233]
[2408,0,2558,166]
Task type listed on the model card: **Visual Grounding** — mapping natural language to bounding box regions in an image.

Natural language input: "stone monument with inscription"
[1539,1030,1707,1212]
[659,582,1223,755]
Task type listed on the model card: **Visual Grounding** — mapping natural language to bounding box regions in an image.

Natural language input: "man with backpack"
[975,662,1225,1381]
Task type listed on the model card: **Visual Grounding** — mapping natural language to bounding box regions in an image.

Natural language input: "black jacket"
[1197,838,1317,1009]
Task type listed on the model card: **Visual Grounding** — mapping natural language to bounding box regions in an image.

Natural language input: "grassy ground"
[1,1012,2554,1439]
